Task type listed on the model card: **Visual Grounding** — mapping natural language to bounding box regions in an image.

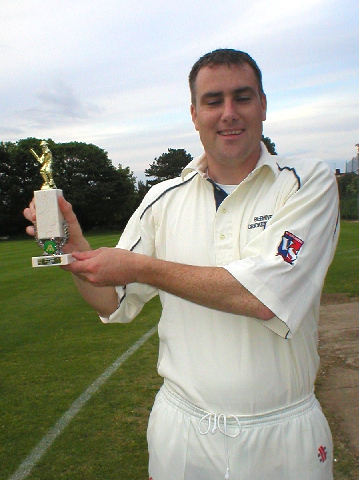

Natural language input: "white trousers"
[147,382,333,480]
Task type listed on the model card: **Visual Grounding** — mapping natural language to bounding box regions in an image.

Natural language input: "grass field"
[1,233,162,480]
[0,221,358,479]
[323,220,359,296]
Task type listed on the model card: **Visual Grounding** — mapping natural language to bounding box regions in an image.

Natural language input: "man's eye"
[207,100,221,106]
[236,97,251,103]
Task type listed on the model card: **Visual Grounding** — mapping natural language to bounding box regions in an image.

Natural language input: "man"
[24,49,339,479]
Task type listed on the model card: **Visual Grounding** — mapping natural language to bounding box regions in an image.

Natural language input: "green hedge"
[337,173,359,220]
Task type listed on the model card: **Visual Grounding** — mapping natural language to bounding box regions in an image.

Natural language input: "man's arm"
[70,274,119,318]
[24,196,273,321]
[65,247,274,321]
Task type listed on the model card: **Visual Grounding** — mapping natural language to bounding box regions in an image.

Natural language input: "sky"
[1,0,358,181]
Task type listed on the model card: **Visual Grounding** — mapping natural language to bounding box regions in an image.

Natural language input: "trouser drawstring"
[199,413,242,479]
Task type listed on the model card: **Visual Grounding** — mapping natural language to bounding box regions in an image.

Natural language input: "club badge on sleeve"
[277,231,304,265]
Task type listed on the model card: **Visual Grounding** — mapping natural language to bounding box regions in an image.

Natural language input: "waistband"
[161,381,316,480]
[162,380,316,429]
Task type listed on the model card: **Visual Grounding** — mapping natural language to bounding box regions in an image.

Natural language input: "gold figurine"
[30,140,56,189]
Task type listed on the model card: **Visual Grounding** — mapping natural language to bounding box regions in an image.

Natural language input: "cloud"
[268,94,358,133]
[3,80,101,139]
[0,0,358,178]
[33,80,100,122]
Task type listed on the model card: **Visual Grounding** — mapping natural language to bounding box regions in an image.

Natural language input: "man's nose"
[221,99,239,122]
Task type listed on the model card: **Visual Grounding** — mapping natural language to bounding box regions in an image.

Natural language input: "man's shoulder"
[273,155,332,181]
[140,174,195,208]
[275,154,328,169]
[146,176,186,195]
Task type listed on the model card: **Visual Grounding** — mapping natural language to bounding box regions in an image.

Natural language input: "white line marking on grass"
[8,325,157,480]
[337,247,359,254]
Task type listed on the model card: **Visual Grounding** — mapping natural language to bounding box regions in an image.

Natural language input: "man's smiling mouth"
[218,129,244,136]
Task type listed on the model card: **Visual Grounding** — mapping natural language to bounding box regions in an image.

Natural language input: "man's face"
[191,63,267,178]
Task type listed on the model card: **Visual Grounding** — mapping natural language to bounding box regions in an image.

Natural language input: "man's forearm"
[71,274,119,318]
[135,254,274,320]
[66,248,274,321]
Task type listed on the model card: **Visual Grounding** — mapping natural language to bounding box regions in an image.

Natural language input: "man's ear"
[190,104,199,131]
[261,94,267,122]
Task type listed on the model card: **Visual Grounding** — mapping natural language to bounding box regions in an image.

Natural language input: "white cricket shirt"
[101,144,339,415]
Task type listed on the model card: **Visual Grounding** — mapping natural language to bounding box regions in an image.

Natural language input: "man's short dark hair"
[189,48,264,105]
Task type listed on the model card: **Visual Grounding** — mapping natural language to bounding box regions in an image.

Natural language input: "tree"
[0,138,137,236]
[145,148,193,186]
[135,180,151,208]
[262,136,277,155]
[50,141,137,231]
[144,140,276,190]
[0,138,44,236]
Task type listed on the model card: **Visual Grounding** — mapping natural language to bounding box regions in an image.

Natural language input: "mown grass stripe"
[8,325,157,480]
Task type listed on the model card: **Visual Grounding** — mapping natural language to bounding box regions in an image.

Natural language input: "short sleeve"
[223,161,339,338]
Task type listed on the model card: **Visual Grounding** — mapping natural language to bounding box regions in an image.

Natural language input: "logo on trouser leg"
[318,445,327,463]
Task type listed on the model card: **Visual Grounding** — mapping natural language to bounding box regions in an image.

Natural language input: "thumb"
[72,250,97,261]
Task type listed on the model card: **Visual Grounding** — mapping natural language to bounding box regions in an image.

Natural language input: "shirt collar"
[181,142,278,181]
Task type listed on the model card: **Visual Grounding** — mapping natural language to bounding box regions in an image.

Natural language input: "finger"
[61,258,87,275]
[25,225,36,237]
[23,198,36,221]
[23,207,33,222]
[25,199,36,220]
[60,264,89,283]
[29,199,36,216]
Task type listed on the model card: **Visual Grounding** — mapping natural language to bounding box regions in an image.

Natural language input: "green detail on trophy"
[44,240,57,254]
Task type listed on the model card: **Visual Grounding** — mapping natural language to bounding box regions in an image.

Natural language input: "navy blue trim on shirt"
[130,239,141,252]
[119,286,126,306]
[276,163,301,189]
[139,173,198,221]
[206,178,228,210]
[127,173,199,252]
[334,209,340,240]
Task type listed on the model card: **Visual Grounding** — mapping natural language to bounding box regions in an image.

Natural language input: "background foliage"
[336,173,359,220]
[145,148,193,186]
[0,138,137,236]
[144,137,277,187]
[2,135,357,236]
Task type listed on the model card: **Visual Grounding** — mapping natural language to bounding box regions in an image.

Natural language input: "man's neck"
[206,159,257,185]
[205,145,262,185]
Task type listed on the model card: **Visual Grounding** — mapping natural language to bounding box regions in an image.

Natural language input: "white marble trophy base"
[32,189,73,267]
[32,253,74,267]
[34,188,64,238]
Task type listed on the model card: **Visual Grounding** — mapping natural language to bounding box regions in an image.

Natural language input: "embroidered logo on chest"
[277,231,304,265]
[247,214,272,230]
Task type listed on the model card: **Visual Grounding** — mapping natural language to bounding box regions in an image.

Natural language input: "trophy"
[30,141,74,267]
